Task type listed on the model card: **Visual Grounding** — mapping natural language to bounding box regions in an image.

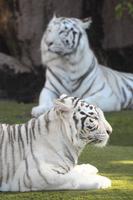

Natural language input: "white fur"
[32,16,133,117]
[0,95,112,191]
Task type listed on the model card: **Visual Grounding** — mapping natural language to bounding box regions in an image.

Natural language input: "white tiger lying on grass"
[0,95,112,192]
[32,15,133,117]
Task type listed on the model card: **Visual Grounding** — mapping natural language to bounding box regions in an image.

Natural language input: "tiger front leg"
[45,164,111,190]
[10,162,111,191]
[25,164,111,191]
[37,164,111,190]
[72,164,98,175]
[31,87,58,117]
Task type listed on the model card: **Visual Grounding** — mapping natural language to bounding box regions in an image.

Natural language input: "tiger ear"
[52,12,57,20]
[59,94,68,99]
[54,99,71,112]
[81,17,92,29]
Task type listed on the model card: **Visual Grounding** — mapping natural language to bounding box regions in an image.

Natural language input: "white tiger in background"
[32,16,133,117]
[0,95,112,192]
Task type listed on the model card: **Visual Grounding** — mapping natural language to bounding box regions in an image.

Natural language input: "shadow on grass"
[1,188,133,200]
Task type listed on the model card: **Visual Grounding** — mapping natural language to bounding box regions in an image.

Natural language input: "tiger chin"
[0,95,112,192]
[32,15,133,117]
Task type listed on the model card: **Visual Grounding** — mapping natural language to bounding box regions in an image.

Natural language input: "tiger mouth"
[88,138,101,144]
[88,137,108,145]
[48,48,65,56]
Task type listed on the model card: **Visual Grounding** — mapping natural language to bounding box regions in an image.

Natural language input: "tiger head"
[41,15,91,57]
[55,94,112,148]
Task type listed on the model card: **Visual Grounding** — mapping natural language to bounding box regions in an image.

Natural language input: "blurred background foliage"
[115,0,133,19]
[0,0,133,102]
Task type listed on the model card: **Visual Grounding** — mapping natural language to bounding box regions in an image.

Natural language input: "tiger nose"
[48,42,53,46]
[106,128,112,135]
[46,41,53,47]
[104,121,112,135]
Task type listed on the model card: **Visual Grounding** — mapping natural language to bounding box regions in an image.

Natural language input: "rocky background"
[0,0,133,102]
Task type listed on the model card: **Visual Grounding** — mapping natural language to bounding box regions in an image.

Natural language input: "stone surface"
[0,53,31,73]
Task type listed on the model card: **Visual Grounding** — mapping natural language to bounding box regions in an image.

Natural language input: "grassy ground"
[0,101,133,200]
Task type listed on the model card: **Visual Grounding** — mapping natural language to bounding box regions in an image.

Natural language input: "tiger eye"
[89,106,93,110]
[81,102,84,106]
[78,108,80,111]
[89,112,94,115]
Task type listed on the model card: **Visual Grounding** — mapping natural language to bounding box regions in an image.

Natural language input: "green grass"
[0,101,133,200]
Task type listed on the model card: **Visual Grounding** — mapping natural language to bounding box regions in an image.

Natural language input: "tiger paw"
[31,105,47,117]
[95,175,111,189]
